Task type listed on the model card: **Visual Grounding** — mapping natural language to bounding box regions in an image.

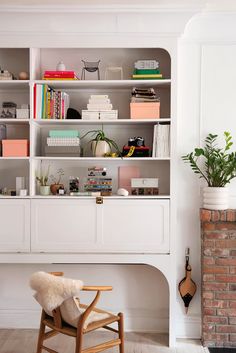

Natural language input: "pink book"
[118,166,140,193]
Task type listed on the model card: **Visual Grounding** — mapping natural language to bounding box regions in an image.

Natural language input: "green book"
[49,130,79,138]
[134,69,160,75]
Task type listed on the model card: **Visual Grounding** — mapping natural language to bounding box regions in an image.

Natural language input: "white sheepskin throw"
[30,271,83,315]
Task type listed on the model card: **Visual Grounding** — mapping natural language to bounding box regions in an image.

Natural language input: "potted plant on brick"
[182,132,236,210]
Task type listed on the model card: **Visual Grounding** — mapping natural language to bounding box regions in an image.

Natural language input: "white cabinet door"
[31,199,98,252]
[0,199,30,252]
[100,199,170,253]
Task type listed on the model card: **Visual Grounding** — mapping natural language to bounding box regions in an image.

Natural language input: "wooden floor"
[0,329,208,353]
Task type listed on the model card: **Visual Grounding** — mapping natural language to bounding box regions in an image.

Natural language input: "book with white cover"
[90,94,109,99]
[155,124,170,157]
[89,98,111,104]
[87,103,113,111]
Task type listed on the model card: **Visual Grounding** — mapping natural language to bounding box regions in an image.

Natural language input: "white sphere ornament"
[56,61,66,71]
[117,188,129,196]
[18,71,29,80]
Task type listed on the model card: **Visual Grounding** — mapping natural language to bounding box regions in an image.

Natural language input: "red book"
[44,71,76,78]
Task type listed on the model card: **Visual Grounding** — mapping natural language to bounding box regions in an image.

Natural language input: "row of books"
[34,84,70,120]
[132,60,163,80]
[152,124,170,157]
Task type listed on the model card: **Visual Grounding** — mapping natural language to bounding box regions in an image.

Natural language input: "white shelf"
[32,118,171,125]
[33,156,170,161]
[0,157,30,160]
[33,79,171,90]
[0,119,30,124]
[31,195,171,199]
[0,80,29,89]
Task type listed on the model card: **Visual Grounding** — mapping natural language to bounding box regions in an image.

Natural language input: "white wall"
[1,2,235,340]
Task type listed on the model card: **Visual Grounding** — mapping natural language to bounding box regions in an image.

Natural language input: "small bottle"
[56,61,66,71]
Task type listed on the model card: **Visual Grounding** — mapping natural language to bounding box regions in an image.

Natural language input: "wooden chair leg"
[75,321,84,353]
[36,311,46,353]
[118,313,124,353]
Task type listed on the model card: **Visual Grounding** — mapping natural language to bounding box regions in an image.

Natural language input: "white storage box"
[16,109,29,119]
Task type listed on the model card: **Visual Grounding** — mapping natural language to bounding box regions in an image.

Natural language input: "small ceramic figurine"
[56,61,66,71]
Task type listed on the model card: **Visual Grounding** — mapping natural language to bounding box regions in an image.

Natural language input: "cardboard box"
[2,139,29,157]
[130,102,160,119]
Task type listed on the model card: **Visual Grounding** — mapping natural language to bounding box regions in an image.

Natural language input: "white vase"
[91,140,111,157]
[40,185,51,196]
[56,61,66,71]
[203,187,229,210]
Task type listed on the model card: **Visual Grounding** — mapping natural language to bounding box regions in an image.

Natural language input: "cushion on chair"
[60,297,111,329]
[29,271,84,315]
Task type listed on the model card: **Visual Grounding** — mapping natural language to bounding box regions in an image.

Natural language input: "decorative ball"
[18,71,29,80]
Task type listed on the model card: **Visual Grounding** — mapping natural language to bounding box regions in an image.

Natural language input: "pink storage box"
[130,102,160,119]
[2,139,29,157]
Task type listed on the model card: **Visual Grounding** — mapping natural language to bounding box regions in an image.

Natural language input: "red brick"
[202,333,229,341]
[216,223,236,231]
[229,301,236,309]
[203,308,217,316]
[216,239,236,248]
[229,317,236,324]
[229,284,236,291]
[216,275,236,283]
[212,211,220,222]
[216,325,236,333]
[220,211,227,221]
[218,309,236,316]
[204,240,215,248]
[203,223,216,231]
[203,291,214,299]
[203,257,215,265]
[203,283,228,291]
[204,299,228,308]
[216,258,236,266]
[206,232,228,240]
[230,267,236,274]
[230,334,236,342]
[227,210,236,222]
[216,292,236,300]
[203,316,228,324]
[231,250,236,256]
[202,324,215,333]
[201,209,212,222]
[204,248,230,257]
[204,266,229,274]
[203,274,215,282]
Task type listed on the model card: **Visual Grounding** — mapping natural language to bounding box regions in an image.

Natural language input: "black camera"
[128,136,145,147]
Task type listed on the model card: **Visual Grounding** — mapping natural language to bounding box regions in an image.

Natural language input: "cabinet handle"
[96,196,103,204]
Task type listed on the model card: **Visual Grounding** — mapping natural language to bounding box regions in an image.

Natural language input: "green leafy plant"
[81,129,121,156]
[182,132,236,187]
[36,165,50,186]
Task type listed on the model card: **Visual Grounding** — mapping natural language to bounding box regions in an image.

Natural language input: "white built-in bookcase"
[0,47,171,198]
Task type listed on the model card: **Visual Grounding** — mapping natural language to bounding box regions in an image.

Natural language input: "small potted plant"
[182,132,236,210]
[81,129,121,157]
[49,168,65,195]
[36,165,51,196]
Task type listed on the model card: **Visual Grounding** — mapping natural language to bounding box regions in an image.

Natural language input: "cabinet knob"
[96,196,103,204]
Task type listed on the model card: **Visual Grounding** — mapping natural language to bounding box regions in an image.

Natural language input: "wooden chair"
[34,272,124,353]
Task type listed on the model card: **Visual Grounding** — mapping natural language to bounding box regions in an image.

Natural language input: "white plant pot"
[203,187,229,210]
[40,185,51,196]
[91,140,111,157]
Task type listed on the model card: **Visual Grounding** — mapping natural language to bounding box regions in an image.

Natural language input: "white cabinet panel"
[31,199,97,252]
[31,198,169,254]
[101,199,170,253]
[0,200,30,252]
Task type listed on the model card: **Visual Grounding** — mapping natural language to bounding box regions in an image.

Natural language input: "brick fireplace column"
[200,209,236,348]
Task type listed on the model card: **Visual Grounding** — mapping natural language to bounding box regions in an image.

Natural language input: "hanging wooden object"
[178,248,197,313]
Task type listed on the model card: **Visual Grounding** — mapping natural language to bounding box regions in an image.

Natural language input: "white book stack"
[82,94,118,120]
[47,137,80,146]
[152,124,170,157]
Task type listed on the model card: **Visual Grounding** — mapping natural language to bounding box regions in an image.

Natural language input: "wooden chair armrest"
[82,286,112,291]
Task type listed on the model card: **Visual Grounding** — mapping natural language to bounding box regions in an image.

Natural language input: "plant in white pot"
[36,165,51,196]
[82,129,121,157]
[182,132,236,210]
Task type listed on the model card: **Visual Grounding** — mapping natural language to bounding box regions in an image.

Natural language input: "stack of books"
[132,60,163,80]
[131,87,159,103]
[152,123,170,157]
[82,95,118,120]
[84,167,112,196]
[45,130,81,157]
[43,71,78,80]
[34,84,70,120]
